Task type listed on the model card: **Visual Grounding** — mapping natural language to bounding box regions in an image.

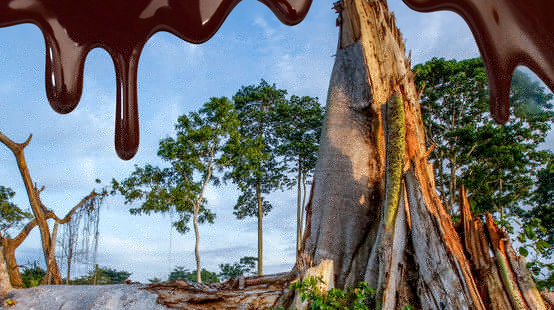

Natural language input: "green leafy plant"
[289,276,376,310]
[218,256,257,281]
[70,266,131,285]
[21,261,46,288]
[168,266,219,284]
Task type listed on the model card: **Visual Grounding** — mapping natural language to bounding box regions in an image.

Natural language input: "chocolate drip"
[402,0,554,124]
[0,0,312,159]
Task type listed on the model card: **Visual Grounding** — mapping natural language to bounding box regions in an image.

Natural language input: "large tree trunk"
[297,1,547,309]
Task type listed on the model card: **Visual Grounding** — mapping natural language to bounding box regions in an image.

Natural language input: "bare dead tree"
[0,131,105,286]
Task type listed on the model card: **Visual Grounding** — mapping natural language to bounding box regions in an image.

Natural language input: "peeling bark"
[458,186,547,310]
[458,186,512,309]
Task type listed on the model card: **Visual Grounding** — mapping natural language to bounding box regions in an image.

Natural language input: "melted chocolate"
[0,0,312,159]
[402,0,554,124]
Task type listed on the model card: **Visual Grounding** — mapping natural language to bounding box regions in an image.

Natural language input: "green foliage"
[527,260,554,291]
[112,96,240,233]
[71,266,132,285]
[218,256,257,281]
[0,185,32,235]
[414,58,553,219]
[273,95,325,188]
[148,277,162,283]
[527,159,554,255]
[21,261,46,288]
[168,266,219,284]
[225,80,289,219]
[288,276,376,310]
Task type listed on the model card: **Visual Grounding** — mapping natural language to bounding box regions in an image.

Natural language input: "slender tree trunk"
[45,221,59,284]
[66,246,73,284]
[256,182,263,276]
[190,148,216,284]
[296,159,302,254]
[449,158,457,213]
[193,207,201,283]
[300,172,307,239]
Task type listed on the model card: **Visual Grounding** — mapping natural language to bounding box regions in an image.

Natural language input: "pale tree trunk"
[192,146,216,284]
[193,210,201,284]
[296,1,547,309]
[299,171,308,253]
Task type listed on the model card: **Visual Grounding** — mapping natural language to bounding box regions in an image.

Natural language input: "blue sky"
[0,1,551,282]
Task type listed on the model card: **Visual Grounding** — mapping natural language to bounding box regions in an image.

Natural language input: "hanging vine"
[58,191,105,284]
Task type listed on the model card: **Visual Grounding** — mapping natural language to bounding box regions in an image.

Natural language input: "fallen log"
[144,272,295,309]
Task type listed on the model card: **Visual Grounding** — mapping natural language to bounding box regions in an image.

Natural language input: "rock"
[2,284,168,310]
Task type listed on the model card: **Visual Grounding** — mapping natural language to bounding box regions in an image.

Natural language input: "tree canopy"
[273,95,325,252]
[225,80,289,219]
[414,57,553,219]
[71,266,132,285]
[112,96,240,283]
[225,80,289,275]
[0,186,31,236]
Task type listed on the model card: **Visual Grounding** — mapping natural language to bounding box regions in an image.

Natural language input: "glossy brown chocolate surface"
[0,0,312,159]
[403,0,554,124]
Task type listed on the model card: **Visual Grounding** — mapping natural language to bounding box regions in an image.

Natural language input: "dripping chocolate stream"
[0,0,312,160]
[402,0,554,124]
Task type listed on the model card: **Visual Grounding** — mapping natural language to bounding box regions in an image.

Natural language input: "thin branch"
[58,191,100,224]
[20,134,32,149]
[0,132,32,152]
[10,211,57,248]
